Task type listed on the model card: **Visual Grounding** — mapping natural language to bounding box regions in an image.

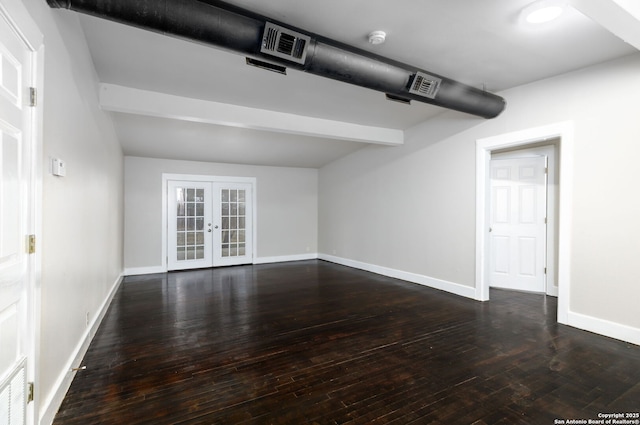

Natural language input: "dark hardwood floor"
[54,260,640,424]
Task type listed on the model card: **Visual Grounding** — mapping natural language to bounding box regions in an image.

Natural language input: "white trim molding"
[319,254,476,299]
[475,121,575,323]
[40,274,124,425]
[568,311,640,347]
[123,266,166,276]
[254,253,318,264]
[124,254,319,275]
[0,0,44,50]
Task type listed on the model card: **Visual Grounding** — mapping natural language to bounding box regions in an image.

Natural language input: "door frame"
[490,145,557,296]
[475,121,574,325]
[0,0,44,423]
[161,173,257,271]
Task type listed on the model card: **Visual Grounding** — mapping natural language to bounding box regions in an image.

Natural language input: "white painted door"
[212,182,253,267]
[167,180,254,270]
[489,156,547,292]
[167,181,214,270]
[0,13,35,425]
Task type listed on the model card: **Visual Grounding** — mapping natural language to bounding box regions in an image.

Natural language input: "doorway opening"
[490,142,558,296]
[475,122,574,325]
[162,174,257,271]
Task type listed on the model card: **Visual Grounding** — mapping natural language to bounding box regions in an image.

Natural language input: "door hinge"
[27,234,36,254]
[27,382,34,403]
[29,87,37,107]
[544,267,547,274]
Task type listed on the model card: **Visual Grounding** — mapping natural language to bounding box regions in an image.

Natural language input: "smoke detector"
[368,31,386,45]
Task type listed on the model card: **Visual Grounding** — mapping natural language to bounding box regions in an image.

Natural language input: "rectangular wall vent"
[385,93,411,105]
[261,22,310,65]
[0,362,26,425]
[246,57,287,75]
[408,72,442,99]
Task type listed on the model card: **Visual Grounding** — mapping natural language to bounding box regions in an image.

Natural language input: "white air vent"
[408,72,442,99]
[261,22,310,65]
[0,363,25,425]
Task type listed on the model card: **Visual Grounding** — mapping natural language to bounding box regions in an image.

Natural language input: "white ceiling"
[75,0,639,168]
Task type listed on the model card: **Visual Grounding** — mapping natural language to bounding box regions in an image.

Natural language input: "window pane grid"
[175,187,205,261]
[221,189,246,258]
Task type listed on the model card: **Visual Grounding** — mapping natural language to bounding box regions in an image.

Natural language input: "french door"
[167,178,253,270]
[167,181,213,270]
[211,182,253,267]
[489,156,547,292]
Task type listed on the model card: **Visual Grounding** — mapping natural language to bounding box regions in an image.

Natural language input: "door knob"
[214,225,219,229]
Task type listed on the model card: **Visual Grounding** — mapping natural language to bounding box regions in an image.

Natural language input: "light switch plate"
[52,158,66,176]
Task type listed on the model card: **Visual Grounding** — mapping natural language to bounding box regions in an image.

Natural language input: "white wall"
[21,2,124,422]
[13,4,639,421]
[124,156,318,271]
[319,53,640,341]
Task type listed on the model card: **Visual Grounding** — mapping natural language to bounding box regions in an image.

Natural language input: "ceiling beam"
[99,84,404,146]
[571,0,640,50]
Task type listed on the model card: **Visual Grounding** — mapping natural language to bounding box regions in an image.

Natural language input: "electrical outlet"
[85,312,90,327]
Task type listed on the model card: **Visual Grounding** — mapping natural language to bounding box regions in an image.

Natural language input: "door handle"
[214,225,219,229]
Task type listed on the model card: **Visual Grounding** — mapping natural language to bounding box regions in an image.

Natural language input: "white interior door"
[167,181,213,270]
[212,182,253,267]
[489,156,547,292]
[0,14,35,425]
[167,179,254,270]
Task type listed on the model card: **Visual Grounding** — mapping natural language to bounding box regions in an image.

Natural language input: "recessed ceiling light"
[522,0,567,24]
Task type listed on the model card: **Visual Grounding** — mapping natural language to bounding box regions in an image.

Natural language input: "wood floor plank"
[53,260,640,424]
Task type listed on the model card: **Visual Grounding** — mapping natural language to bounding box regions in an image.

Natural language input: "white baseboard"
[319,254,639,346]
[124,255,320,275]
[318,254,476,299]
[124,266,166,276]
[567,310,640,346]
[39,273,124,425]
[253,253,318,264]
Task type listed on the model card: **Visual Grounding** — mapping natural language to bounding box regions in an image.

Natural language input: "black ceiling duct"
[46,0,506,119]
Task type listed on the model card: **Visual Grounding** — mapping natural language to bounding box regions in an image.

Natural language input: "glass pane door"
[213,183,253,267]
[167,181,213,270]
[221,188,246,258]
